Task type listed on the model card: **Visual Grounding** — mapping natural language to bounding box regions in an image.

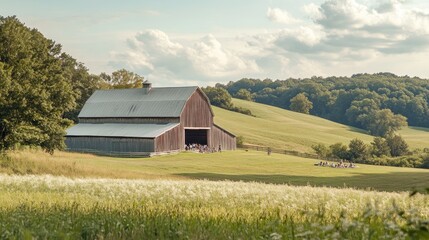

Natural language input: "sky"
[2,0,429,86]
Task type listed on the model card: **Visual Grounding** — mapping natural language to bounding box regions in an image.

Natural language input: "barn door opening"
[185,129,208,145]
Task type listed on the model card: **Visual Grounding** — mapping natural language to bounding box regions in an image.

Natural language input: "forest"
[214,73,429,137]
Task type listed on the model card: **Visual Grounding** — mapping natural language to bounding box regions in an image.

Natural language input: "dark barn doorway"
[185,129,208,145]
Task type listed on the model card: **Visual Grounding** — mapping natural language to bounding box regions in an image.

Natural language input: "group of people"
[184,143,222,153]
[315,160,356,168]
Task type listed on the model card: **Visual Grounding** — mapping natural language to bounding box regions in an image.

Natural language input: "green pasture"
[3,150,428,192]
[213,98,429,152]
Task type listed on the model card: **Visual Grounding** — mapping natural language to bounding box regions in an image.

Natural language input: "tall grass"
[0,149,174,180]
[0,174,428,239]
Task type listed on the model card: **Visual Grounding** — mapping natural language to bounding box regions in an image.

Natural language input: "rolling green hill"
[213,98,429,153]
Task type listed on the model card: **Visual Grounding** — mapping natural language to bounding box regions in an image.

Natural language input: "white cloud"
[111,30,259,86]
[303,3,324,21]
[110,1,429,86]
[294,0,429,57]
[267,7,299,24]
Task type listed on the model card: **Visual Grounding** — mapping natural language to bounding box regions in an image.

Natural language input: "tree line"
[201,87,253,116]
[215,73,429,137]
[312,136,429,169]
[0,16,144,153]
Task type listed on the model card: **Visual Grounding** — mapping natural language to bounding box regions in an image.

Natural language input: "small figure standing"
[267,147,272,156]
[218,144,222,152]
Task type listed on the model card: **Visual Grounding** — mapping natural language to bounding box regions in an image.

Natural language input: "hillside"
[213,98,429,153]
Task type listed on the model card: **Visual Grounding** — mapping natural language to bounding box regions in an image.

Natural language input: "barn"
[65,83,236,156]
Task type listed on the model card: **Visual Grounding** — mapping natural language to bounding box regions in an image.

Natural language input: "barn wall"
[79,117,180,124]
[180,89,213,128]
[179,89,214,149]
[155,125,181,152]
[210,125,236,150]
[65,136,155,154]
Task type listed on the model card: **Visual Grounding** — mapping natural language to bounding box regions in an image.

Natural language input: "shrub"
[329,143,349,160]
[236,136,244,148]
[312,144,328,158]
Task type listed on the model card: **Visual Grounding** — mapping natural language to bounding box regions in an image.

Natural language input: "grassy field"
[213,98,429,152]
[0,174,428,239]
[2,149,428,192]
[2,99,428,238]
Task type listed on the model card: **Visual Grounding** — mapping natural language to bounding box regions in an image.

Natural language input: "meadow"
[0,174,428,239]
[1,99,428,239]
[213,99,429,152]
[2,149,429,192]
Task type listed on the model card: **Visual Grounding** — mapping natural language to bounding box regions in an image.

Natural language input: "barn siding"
[211,125,236,150]
[180,89,213,128]
[155,125,181,152]
[79,117,180,124]
[179,89,214,149]
[65,136,155,154]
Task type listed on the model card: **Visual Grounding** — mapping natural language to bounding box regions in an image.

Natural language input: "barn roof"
[78,86,200,118]
[66,123,179,138]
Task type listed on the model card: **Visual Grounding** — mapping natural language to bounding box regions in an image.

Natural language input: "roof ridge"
[94,86,198,92]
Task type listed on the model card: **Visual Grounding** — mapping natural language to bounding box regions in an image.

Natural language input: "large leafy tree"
[290,93,313,114]
[99,69,144,89]
[61,53,101,122]
[202,87,234,109]
[370,137,391,157]
[0,16,75,153]
[365,109,407,137]
[328,143,349,160]
[348,138,368,162]
[234,89,253,101]
[386,135,409,157]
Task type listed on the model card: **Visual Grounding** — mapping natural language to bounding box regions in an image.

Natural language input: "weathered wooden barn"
[65,83,236,156]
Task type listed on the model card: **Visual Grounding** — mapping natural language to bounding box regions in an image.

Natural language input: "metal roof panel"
[78,86,198,118]
[66,123,179,138]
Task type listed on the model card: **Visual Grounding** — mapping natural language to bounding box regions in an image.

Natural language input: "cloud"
[110,1,429,86]
[111,30,258,86]
[296,0,429,56]
[267,7,299,24]
[303,3,324,21]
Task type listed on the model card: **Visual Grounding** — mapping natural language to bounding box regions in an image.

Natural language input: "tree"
[421,154,429,169]
[345,98,379,128]
[60,53,101,122]
[236,136,244,148]
[348,139,368,162]
[99,69,144,89]
[312,143,328,158]
[290,93,313,114]
[370,137,390,157]
[366,109,407,137]
[202,87,234,109]
[386,135,409,157]
[234,89,253,101]
[329,143,349,160]
[0,16,75,153]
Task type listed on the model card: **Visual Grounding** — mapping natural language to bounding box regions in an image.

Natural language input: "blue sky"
[2,0,429,86]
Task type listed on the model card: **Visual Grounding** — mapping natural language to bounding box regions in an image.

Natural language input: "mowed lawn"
[213,98,429,152]
[4,150,428,192]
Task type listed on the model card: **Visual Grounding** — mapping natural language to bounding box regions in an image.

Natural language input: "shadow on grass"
[407,126,429,133]
[345,126,370,135]
[175,171,429,192]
